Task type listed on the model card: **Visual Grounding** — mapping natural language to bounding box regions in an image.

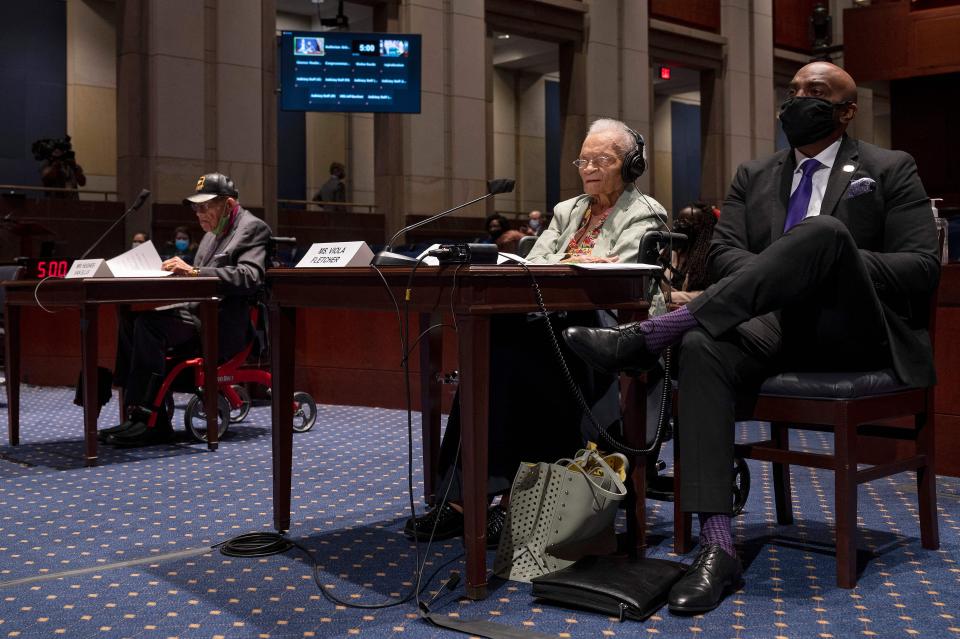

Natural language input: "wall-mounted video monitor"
[279,31,422,113]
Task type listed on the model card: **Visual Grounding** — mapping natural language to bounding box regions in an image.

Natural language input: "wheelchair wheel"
[292,391,317,433]
[228,384,252,423]
[732,456,751,516]
[163,393,176,424]
[184,393,231,442]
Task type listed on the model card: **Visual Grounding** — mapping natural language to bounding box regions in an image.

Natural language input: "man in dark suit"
[103,172,272,447]
[563,62,939,613]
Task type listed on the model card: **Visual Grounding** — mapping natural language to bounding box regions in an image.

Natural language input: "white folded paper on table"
[67,240,173,279]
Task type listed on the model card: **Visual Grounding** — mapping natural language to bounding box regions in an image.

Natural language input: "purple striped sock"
[698,513,736,558]
[639,305,699,354]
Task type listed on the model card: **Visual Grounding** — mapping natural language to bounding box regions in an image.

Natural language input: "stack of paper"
[66,241,173,279]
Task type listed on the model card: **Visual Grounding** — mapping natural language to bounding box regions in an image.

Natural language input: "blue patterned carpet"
[0,385,958,638]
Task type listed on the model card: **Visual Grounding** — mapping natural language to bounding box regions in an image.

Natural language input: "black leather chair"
[517,234,537,258]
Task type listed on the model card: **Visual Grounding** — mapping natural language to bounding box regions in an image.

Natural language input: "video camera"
[32,136,76,162]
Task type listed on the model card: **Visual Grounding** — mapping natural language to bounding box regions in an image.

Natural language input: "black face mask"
[778,96,849,148]
[673,219,695,237]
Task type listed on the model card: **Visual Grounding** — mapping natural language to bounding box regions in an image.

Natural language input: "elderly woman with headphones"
[403,118,668,548]
[526,118,667,264]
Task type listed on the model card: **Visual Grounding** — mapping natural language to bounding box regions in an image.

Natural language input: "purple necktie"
[784,158,824,232]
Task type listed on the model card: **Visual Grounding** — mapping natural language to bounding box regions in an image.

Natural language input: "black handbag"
[530,555,688,622]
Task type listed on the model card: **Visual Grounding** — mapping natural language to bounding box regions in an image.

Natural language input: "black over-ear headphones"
[620,127,647,183]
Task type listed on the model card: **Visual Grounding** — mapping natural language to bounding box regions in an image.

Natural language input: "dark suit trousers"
[114,308,199,411]
[679,215,891,514]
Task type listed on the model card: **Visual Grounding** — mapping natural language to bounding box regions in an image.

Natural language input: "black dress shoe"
[562,323,661,375]
[106,421,175,448]
[404,502,463,542]
[404,504,506,548]
[667,544,744,615]
[485,504,506,549]
[98,419,138,442]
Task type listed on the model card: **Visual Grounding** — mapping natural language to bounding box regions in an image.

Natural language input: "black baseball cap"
[183,172,239,205]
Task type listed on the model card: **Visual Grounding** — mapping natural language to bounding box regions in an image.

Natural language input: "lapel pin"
[842,164,855,173]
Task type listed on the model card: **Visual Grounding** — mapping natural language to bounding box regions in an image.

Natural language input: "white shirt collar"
[793,137,842,173]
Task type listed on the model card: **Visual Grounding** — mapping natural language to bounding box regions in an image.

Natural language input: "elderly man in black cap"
[102,172,272,447]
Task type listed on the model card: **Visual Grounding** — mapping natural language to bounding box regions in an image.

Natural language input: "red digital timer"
[20,258,75,279]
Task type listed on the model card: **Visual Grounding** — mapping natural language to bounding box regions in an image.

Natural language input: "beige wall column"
[558,38,587,202]
[118,0,273,237]
[514,73,547,215]
[373,0,490,242]
[67,0,117,201]
[579,0,652,193]
[619,0,652,194]
[719,0,774,192]
[699,68,726,205]
[492,69,518,212]
[749,0,775,158]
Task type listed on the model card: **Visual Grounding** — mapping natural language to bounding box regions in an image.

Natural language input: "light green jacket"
[526,185,669,315]
[526,185,668,265]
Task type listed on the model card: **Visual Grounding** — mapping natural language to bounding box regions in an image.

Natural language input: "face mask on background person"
[778,96,850,148]
[175,239,189,252]
[131,241,142,249]
[528,219,541,232]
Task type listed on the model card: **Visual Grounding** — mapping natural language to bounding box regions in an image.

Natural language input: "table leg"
[80,304,99,466]
[418,312,442,504]
[5,304,20,446]
[457,314,489,600]
[619,373,647,557]
[200,300,219,450]
[271,304,296,533]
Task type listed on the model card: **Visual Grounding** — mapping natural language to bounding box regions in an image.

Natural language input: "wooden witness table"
[268,264,653,599]
[3,277,222,464]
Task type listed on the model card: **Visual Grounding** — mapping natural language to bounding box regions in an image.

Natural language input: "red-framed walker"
[143,306,317,441]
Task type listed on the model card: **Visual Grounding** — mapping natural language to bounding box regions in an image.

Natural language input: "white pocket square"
[846,177,876,199]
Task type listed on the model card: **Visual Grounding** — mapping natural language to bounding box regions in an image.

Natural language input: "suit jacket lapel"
[772,151,795,243]
[819,136,859,218]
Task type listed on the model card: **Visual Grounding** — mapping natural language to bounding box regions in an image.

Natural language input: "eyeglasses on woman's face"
[572,154,618,169]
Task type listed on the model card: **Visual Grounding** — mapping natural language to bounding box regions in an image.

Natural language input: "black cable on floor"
[213,532,464,609]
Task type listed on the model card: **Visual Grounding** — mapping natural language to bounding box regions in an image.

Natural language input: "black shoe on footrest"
[562,323,661,375]
[667,544,743,615]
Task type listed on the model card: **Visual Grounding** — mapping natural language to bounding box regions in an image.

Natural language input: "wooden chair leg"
[916,410,940,550]
[672,417,693,554]
[627,453,647,557]
[771,422,794,526]
[834,422,858,588]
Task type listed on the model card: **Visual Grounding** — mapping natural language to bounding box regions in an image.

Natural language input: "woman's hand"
[562,254,620,264]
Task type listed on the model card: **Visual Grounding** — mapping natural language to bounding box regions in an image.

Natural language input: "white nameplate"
[295,241,374,268]
[66,259,112,279]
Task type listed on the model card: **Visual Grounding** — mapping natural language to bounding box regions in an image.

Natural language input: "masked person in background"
[130,231,149,250]
[662,201,718,305]
[165,225,198,264]
[563,61,939,614]
[481,213,511,244]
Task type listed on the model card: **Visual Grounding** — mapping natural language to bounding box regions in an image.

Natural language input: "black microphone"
[371,179,515,266]
[80,188,151,260]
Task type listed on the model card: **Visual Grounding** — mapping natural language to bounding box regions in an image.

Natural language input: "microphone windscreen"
[487,178,515,195]
[133,189,151,209]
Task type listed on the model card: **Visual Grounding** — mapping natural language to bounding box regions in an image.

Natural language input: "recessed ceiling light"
[496,33,511,40]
